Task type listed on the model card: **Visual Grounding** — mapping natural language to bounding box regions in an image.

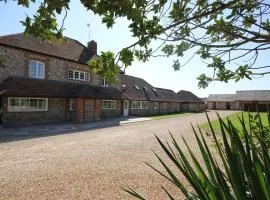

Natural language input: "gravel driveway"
[0,111,236,200]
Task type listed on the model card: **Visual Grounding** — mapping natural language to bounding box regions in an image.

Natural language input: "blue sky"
[0,1,269,97]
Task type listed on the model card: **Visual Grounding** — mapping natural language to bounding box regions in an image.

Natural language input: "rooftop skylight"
[134,84,140,90]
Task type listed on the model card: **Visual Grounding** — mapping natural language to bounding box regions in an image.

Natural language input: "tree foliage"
[3,0,270,87]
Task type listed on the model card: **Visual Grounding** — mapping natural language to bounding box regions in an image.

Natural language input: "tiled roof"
[177,90,203,103]
[207,94,236,102]
[121,74,155,101]
[235,90,270,101]
[0,33,95,64]
[121,74,180,102]
[0,76,122,99]
[154,87,179,102]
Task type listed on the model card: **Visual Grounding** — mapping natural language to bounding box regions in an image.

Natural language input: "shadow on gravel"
[0,116,144,143]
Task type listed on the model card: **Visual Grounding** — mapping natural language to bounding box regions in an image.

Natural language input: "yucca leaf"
[218,115,247,199]
[162,186,176,200]
[125,111,270,200]
[122,187,147,200]
[149,153,190,197]
[182,135,225,200]
[197,126,233,199]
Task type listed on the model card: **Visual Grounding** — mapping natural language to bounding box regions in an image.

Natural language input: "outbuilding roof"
[0,76,122,99]
[177,90,203,103]
[154,87,179,102]
[121,74,180,102]
[207,94,236,102]
[0,33,95,64]
[121,74,153,100]
[235,90,270,101]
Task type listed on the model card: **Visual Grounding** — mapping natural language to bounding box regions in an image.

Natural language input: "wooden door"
[84,99,94,122]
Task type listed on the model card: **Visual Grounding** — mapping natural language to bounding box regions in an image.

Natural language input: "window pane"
[74,71,79,79]
[38,63,44,78]
[21,99,29,110]
[30,99,38,108]
[29,61,37,77]
[68,70,73,79]
[11,98,19,106]
[38,99,43,109]
[85,73,89,81]
[102,100,116,109]
[80,72,85,80]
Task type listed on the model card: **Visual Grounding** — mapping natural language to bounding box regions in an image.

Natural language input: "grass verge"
[151,112,190,120]
[200,112,269,134]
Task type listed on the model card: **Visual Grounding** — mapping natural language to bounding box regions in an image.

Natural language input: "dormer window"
[29,60,45,79]
[152,88,158,97]
[102,78,108,87]
[134,84,140,90]
[68,69,89,81]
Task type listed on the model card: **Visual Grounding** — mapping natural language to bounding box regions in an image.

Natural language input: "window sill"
[68,78,90,82]
[131,108,149,110]
[29,76,45,79]
[8,110,48,113]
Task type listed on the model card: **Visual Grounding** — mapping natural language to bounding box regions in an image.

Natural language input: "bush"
[125,112,270,200]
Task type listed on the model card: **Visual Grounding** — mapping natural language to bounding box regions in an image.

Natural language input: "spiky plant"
[125,112,270,200]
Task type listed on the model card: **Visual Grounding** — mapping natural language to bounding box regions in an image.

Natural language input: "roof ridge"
[155,87,174,92]
[123,74,155,87]
[237,90,270,92]
[0,32,24,38]
[64,36,88,49]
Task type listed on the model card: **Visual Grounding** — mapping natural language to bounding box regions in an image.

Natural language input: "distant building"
[236,90,270,111]
[207,90,270,111]
[207,94,237,110]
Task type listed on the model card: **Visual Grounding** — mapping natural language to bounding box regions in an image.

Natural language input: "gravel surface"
[0,111,237,200]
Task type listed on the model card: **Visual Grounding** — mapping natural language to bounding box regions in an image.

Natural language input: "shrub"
[125,112,270,200]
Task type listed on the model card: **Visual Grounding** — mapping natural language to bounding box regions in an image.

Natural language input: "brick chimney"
[87,40,97,56]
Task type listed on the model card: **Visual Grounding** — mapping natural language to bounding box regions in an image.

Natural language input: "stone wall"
[100,100,121,118]
[159,102,172,114]
[129,108,150,116]
[1,97,67,127]
[0,46,25,83]
[207,102,214,109]
[215,102,227,110]
[149,101,160,115]
[189,103,203,112]
[0,46,121,90]
[235,101,240,110]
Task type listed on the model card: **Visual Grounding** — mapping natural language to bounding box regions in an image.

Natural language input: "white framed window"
[102,78,108,87]
[102,100,116,109]
[69,98,74,111]
[29,60,45,79]
[131,101,149,109]
[68,69,89,81]
[163,102,168,110]
[154,102,159,109]
[8,97,48,112]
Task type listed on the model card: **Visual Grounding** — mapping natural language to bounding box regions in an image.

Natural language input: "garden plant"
[125,111,270,200]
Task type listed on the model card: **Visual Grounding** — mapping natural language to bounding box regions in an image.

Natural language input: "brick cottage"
[0,33,204,127]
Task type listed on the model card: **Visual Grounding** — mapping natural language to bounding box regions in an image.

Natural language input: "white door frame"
[123,100,129,116]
